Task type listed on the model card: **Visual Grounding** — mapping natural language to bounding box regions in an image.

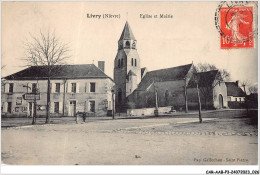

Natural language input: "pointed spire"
[119,21,136,40]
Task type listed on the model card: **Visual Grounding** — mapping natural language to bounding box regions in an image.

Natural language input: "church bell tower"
[114,21,141,112]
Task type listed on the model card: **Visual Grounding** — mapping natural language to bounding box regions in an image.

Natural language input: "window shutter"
[60,84,64,93]
[94,83,97,93]
[67,83,71,93]
[51,83,55,93]
[3,102,7,112]
[105,83,108,93]
[27,83,32,93]
[12,83,15,93]
[50,102,54,113]
[76,83,79,93]
[67,101,70,115]
[86,101,89,111]
[36,83,39,93]
[4,84,9,93]
[59,102,63,113]
[85,83,88,93]
[84,101,87,112]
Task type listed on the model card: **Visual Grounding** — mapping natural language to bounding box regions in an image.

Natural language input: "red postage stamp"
[220,6,254,49]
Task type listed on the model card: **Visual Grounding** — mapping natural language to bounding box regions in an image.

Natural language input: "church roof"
[4,64,113,80]
[136,64,192,91]
[119,21,136,40]
[187,70,219,88]
[141,67,147,77]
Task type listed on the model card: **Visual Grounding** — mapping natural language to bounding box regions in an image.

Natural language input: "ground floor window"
[7,102,12,113]
[54,102,59,113]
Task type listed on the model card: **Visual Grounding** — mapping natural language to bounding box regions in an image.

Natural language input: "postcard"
[1,1,258,174]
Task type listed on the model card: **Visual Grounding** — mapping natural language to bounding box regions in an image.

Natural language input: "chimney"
[98,61,105,72]
[235,80,239,86]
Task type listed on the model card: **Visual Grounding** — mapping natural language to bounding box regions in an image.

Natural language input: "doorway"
[69,101,76,116]
[28,102,34,117]
[7,102,12,113]
[89,100,95,113]
[219,94,224,109]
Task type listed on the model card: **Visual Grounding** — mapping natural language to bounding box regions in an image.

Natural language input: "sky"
[2,1,258,86]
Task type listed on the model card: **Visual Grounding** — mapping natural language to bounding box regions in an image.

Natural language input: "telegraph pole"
[153,80,159,116]
[195,74,202,123]
[32,82,39,125]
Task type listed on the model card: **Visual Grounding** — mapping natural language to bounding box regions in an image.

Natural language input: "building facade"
[225,81,246,109]
[2,64,114,117]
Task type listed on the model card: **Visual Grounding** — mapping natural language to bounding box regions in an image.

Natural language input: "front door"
[219,94,223,109]
[28,102,33,117]
[89,101,95,112]
[69,101,76,116]
[7,102,12,113]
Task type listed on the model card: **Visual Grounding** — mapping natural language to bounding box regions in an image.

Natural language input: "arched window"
[125,41,130,48]
[131,58,133,66]
[118,88,122,103]
[121,59,123,67]
[118,59,120,68]
[135,59,137,67]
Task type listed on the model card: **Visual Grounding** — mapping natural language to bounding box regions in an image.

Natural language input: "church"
[114,21,228,113]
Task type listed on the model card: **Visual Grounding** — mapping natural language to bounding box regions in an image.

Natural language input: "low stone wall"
[127,106,172,116]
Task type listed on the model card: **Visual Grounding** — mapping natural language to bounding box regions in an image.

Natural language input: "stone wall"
[127,106,172,116]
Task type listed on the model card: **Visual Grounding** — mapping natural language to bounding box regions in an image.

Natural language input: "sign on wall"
[23,93,40,100]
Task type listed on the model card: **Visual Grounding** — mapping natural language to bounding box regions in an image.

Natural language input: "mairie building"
[1,63,114,117]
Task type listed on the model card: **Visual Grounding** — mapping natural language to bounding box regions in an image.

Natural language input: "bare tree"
[249,85,258,94]
[194,73,202,123]
[1,65,6,70]
[195,62,231,110]
[240,80,251,114]
[24,30,71,123]
[240,80,251,94]
[196,63,230,82]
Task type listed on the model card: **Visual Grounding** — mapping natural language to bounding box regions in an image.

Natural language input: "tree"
[194,73,202,123]
[195,62,231,110]
[196,63,231,82]
[23,30,71,123]
[240,80,250,94]
[249,85,258,94]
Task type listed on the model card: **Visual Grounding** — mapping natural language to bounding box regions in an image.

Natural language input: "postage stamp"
[215,1,257,49]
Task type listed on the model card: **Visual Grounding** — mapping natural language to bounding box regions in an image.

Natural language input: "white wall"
[127,106,172,116]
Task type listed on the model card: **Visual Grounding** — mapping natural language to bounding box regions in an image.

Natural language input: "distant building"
[2,63,114,117]
[187,70,228,110]
[225,81,246,108]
